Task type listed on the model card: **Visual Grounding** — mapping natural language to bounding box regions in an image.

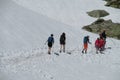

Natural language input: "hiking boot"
[63,50,65,53]
[85,51,87,54]
[96,51,98,54]
[100,51,102,54]
[100,51,104,54]
[59,50,61,53]
[82,50,84,53]
[48,52,51,55]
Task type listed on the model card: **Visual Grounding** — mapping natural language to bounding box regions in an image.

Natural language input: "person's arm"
[88,38,92,44]
[52,38,54,44]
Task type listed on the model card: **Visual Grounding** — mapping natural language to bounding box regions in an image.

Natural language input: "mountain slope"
[0,0,120,80]
[0,0,78,51]
[13,0,120,26]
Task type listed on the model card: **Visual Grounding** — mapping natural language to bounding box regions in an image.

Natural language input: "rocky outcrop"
[104,0,120,9]
[82,19,120,39]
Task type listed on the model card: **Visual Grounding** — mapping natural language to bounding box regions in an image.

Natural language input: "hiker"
[47,34,54,54]
[101,30,106,48]
[95,38,100,53]
[99,30,107,48]
[99,30,106,40]
[101,30,106,40]
[82,36,91,53]
[59,32,66,53]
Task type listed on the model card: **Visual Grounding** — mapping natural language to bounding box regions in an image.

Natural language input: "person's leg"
[103,41,106,50]
[82,49,84,53]
[85,49,87,53]
[103,38,106,49]
[84,43,88,53]
[48,47,51,54]
[63,45,65,52]
[99,47,103,53]
[96,46,99,54]
[82,44,85,53]
[60,44,62,53]
[48,42,52,54]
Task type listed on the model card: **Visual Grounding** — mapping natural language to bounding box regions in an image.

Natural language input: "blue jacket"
[48,36,54,43]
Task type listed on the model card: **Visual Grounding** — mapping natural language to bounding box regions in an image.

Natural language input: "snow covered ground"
[0,0,120,80]
[13,0,120,26]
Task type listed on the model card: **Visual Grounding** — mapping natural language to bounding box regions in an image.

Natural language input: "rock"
[82,19,120,39]
[104,0,120,9]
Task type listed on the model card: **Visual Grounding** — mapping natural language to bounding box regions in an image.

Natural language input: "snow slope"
[0,0,79,52]
[13,0,120,26]
[0,0,120,80]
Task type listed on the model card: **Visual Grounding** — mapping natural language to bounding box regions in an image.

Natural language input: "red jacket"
[95,39,100,48]
[99,39,105,48]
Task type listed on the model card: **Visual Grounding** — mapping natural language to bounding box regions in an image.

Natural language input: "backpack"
[48,37,53,43]
[83,37,88,43]
[60,35,65,42]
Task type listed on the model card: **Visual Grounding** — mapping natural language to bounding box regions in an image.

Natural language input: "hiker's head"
[103,30,106,32]
[62,32,65,36]
[102,29,106,33]
[86,35,89,38]
[51,34,53,36]
[97,38,100,40]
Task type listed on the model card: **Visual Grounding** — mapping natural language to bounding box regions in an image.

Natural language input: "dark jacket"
[83,36,89,44]
[101,31,106,39]
[60,34,66,45]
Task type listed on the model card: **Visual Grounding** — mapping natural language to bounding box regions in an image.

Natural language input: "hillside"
[0,0,78,51]
[0,0,120,80]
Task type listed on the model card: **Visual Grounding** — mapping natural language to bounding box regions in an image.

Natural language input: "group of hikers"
[46,30,106,55]
[82,30,106,54]
[95,30,106,53]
